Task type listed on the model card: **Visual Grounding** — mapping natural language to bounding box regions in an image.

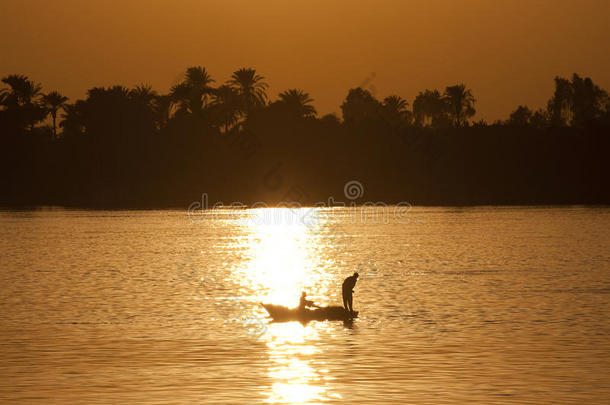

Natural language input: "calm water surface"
[1,207,609,404]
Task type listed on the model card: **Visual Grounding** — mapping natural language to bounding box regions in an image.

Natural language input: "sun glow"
[232,207,340,404]
[238,207,330,308]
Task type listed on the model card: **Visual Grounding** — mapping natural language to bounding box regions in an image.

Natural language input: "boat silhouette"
[261,303,358,322]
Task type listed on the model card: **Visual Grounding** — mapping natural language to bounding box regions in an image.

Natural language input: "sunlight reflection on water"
[1,207,610,403]
[237,208,336,402]
[265,322,328,404]
[236,208,328,308]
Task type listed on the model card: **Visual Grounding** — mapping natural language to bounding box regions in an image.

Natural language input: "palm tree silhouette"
[382,95,409,126]
[152,94,174,129]
[1,74,42,106]
[210,85,242,132]
[129,85,158,106]
[1,74,45,130]
[444,84,475,127]
[413,89,446,127]
[59,100,86,138]
[41,91,69,138]
[228,68,268,117]
[277,89,317,118]
[170,67,215,115]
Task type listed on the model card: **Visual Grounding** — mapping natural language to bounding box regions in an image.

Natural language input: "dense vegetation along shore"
[1,68,609,207]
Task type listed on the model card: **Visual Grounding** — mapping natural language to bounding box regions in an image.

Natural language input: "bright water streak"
[0,207,609,404]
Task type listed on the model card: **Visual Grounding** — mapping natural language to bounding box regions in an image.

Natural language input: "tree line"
[1,67,609,207]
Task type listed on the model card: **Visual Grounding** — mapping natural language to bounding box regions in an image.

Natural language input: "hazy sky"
[1,0,609,121]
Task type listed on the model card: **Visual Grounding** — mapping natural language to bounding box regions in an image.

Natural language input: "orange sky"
[1,0,609,121]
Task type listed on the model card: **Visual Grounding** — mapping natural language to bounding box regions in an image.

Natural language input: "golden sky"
[1,0,609,121]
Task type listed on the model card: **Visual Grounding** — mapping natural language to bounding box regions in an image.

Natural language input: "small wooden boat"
[261,303,358,322]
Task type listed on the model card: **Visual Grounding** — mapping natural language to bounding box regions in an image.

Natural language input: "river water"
[1,206,609,404]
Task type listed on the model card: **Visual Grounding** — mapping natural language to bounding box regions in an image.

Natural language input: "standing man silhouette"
[342,272,359,313]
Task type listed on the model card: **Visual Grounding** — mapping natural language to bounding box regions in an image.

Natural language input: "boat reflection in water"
[235,207,343,403]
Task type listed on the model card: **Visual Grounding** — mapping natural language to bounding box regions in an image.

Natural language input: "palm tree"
[210,85,242,132]
[1,74,42,106]
[152,94,174,129]
[87,85,131,100]
[382,95,409,126]
[412,89,447,127]
[128,84,161,135]
[277,89,317,119]
[60,100,86,138]
[1,74,45,130]
[444,84,475,127]
[170,66,215,115]
[83,86,132,143]
[228,68,268,116]
[383,95,408,112]
[129,84,158,107]
[41,91,69,138]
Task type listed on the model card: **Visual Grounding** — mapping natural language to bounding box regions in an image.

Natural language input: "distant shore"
[2,71,609,209]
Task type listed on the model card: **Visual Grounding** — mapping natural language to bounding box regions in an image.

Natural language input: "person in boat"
[298,291,318,310]
[342,272,359,313]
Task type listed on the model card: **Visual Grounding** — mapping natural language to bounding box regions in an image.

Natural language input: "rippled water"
[1,206,609,404]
